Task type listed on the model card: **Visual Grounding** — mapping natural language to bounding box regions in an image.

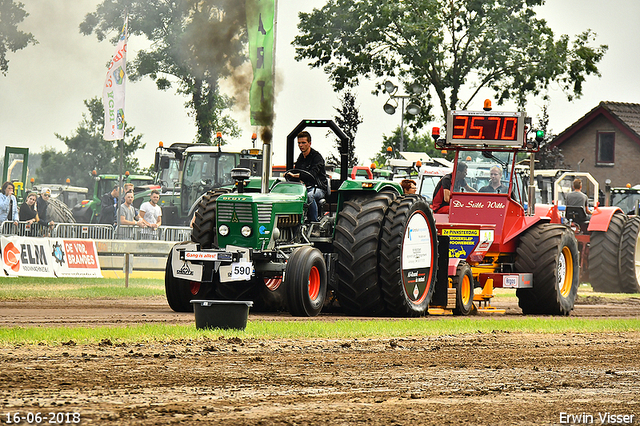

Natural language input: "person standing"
[139,189,162,229]
[285,131,329,222]
[0,181,19,227]
[99,185,120,225]
[20,192,40,231]
[118,191,144,227]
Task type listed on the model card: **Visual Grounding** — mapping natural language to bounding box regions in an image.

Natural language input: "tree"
[80,1,245,144]
[0,0,36,75]
[294,0,607,127]
[535,103,569,170]
[37,98,145,192]
[327,91,361,168]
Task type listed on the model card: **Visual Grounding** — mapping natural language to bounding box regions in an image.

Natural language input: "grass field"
[1,278,638,344]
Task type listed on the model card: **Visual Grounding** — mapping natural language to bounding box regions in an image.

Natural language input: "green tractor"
[72,173,155,223]
[165,120,439,316]
[133,138,263,226]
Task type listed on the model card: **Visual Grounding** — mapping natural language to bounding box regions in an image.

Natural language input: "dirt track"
[1,295,640,425]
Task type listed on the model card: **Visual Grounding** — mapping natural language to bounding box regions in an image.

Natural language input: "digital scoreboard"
[445,110,526,147]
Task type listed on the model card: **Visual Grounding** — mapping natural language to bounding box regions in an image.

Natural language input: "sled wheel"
[515,224,579,315]
[379,195,437,317]
[285,246,327,317]
[453,262,475,316]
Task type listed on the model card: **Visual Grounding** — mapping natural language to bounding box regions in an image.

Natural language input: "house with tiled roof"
[550,101,640,187]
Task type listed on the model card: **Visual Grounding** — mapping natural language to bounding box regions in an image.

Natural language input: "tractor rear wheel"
[165,246,212,312]
[379,195,437,317]
[452,262,475,316]
[333,190,398,315]
[284,246,327,317]
[191,189,230,249]
[515,224,579,315]
[588,212,626,293]
[619,216,640,293]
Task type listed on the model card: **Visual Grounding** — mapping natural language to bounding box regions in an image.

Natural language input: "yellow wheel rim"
[559,246,573,297]
[461,275,471,305]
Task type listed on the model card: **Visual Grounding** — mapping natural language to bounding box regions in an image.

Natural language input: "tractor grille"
[218,203,253,222]
[257,204,273,223]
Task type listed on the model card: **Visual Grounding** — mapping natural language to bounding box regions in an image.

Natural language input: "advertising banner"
[1,237,102,278]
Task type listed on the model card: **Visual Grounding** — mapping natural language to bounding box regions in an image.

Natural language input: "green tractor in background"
[133,138,263,226]
[71,172,155,223]
[165,120,439,317]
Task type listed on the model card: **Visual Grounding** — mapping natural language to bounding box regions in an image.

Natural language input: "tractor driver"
[285,131,329,222]
[479,165,508,193]
[566,178,593,219]
[431,161,476,213]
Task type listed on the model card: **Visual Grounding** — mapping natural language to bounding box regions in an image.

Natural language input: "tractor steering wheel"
[284,169,319,187]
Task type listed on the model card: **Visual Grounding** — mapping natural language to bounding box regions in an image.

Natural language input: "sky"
[1,0,639,173]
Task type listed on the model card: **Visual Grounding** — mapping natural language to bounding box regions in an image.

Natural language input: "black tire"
[248,274,287,312]
[191,189,230,249]
[379,195,437,317]
[333,190,398,315]
[284,246,327,317]
[588,212,626,293]
[515,224,580,315]
[164,247,212,312]
[48,197,76,223]
[619,216,640,293]
[452,262,475,316]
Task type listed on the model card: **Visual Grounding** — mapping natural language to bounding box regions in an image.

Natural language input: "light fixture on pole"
[383,80,424,152]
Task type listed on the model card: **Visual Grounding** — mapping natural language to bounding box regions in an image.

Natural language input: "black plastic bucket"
[191,300,253,330]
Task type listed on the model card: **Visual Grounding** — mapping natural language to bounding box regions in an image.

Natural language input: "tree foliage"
[294,0,607,128]
[37,98,145,191]
[80,1,246,144]
[0,0,36,75]
[535,103,569,169]
[327,91,361,168]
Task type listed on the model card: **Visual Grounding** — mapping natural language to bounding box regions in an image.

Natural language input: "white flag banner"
[102,16,128,141]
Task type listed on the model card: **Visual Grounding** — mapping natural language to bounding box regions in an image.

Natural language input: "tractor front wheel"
[515,224,579,315]
[284,246,327,317]
[191,189,230,249]
[453,262,475,316]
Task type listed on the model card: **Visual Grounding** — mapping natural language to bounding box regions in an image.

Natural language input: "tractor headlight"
[241,225,252,237]
[219,224,229,236]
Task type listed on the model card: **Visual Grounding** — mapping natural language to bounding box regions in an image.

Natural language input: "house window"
[596,132,615,165]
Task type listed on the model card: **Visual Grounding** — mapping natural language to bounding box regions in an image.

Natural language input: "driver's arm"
[443,188,451,203]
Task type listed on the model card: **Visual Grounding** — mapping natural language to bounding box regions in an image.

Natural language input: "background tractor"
[165,120,439,317]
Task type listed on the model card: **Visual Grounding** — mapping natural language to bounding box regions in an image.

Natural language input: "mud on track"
[1,294,639,425]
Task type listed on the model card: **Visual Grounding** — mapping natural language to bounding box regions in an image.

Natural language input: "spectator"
[20,192,39,226]
[139,189,162,229]
[401,179,417,194]
[0,181,19,226]
[121,182,134,204]
[99,185,120,225]
[36,187,54,227]
[119,191,143,227]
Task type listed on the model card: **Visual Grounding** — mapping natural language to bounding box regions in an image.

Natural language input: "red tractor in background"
[428,102,581,315]
[541,172,640,294]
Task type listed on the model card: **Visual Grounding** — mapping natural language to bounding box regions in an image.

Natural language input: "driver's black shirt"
[294,148,328,192]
